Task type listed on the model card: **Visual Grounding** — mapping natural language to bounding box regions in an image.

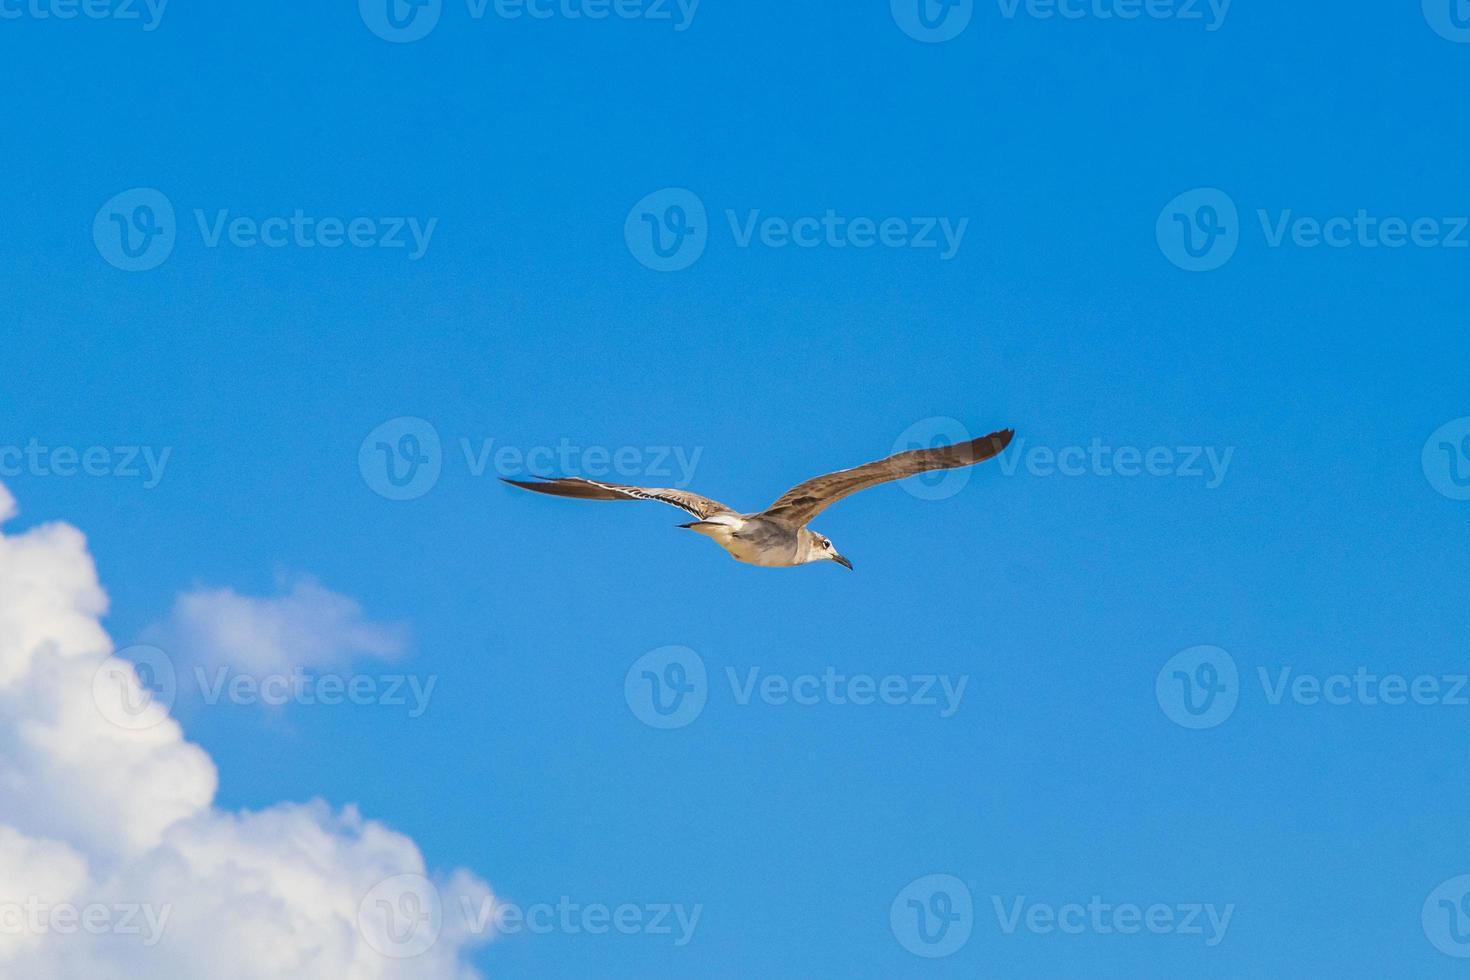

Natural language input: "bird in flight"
[503,427,1014,570]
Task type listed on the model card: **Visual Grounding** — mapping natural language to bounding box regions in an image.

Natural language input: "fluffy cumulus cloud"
[0,485,492,978]
[161,576,408,675]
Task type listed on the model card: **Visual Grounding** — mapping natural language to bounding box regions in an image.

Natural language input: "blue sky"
[3,1,1470,976]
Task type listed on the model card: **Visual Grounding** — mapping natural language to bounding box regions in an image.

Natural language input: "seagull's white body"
[684,514,810,567]
[684,515,769,564]
[504,427,1014,571]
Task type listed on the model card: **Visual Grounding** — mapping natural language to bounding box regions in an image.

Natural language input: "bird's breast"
[723,519,799,567]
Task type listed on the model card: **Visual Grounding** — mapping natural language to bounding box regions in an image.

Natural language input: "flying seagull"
[503,427,1014,570]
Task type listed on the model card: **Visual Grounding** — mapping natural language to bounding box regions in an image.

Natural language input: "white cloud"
[160,576,408,676]
[0,486,493,978]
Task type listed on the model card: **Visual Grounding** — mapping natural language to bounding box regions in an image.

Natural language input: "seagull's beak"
[832,553,853,571]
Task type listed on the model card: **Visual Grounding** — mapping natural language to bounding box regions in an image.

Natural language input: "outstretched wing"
[759,428,1014,527]
[501,477,736,521]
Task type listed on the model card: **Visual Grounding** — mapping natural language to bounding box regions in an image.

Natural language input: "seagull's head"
[804,531,853,571]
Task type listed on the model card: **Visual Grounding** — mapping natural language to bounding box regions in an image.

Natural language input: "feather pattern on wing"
[758,428,1015,527]
[500,477,736,520]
